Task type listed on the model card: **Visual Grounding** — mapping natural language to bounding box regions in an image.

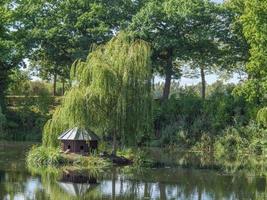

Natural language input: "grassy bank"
[26,143,267,176]
[27,146,111,171]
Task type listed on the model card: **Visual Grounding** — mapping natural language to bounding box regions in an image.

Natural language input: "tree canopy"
[229,0,267,104]
[0,0,24,107]
[130,0,243,100]
[15,0,140,95]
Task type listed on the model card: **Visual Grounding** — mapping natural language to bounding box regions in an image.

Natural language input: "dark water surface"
[0,142,266,200]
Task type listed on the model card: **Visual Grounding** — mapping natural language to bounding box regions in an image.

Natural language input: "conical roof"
[58,127,99,141]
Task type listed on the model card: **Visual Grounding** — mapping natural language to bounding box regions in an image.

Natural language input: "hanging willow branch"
[43,32,153,148]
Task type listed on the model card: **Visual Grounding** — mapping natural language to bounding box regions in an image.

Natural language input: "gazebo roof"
[58,127,99,141]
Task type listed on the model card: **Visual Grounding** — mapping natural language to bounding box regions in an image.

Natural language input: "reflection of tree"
[119,167,267,200]
[2,162,267,200]
[0,170,49,200]
[112,168,116,200]
[144,182,152,199]
[3,142,267,199]
[159,183,166,200]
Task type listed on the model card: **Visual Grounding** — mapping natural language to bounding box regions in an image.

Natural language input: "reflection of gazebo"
[58,171,98,197]
[58,127,99,154]
[58,182,95,196]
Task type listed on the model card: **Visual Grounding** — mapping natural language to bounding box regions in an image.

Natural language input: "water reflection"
[58,171,98,197]
[0,170,45,200]
[0,142,267,200]
[15,167,265,200]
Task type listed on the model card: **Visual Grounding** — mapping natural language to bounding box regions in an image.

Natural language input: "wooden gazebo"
[58,127,99,154]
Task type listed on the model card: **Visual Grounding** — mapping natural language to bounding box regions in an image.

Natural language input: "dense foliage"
[0,1,24,107]
[152,82,255,148]
[43,33,152,154]
[130,0,244,100]
[1,0,267,162]
[27,145,110,170]
[15,0,140,95]
[227,0,267,104]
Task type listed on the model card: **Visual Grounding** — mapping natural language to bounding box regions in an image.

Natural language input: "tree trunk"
[200,66,206,100]
[198,188,202,200]
[144,183,150,199]
[255,80,261,105]
[159,183,166,200]
[53,73,57,96]
[62,79,65,96]
[0,93,5,113]
[162,50,173,100]
[112,131,117,156]
[112,168,116,200]
[0,70,8,112]
[152,76,155,91]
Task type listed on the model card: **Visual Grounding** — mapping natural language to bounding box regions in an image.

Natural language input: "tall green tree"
[15,0,140,96]
[0,0,24,108]
[131,0,247,100]
[130,0,186,100]
[43,33,153,155]
[180,1,247,99]
[174,0,224,100]
[228,0,267,103]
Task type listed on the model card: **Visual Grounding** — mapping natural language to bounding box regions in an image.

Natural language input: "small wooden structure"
[58,127,99,154]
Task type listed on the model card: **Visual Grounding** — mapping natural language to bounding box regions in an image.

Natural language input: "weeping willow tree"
[43,33,153,154]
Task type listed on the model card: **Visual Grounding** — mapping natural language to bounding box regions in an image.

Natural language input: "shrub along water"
[152,82,257,150]
[27,145,111,170]
[27,146,65,167]
[215,122,267,157]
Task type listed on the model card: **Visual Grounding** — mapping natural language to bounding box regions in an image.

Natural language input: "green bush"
[192,133,213,152]
[73,155,110,170]
[159,123,180,146]
[214,123,267,157]
[7,69,31,95]
[27,146,65,167]
[257,107,267,127]
[118,148,154,167]
[35,89,54,114]
[27,145,111,170]
[215,127,244,156]
[153,82,255,149]
[4,106,48,141]
[4,93,52,141]
[28,81,50,96]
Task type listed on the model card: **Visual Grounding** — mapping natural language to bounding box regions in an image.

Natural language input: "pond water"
[0,142,267,200]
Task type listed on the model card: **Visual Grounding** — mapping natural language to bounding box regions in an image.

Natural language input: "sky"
[155,73,243,87]
[181,73,241,86]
